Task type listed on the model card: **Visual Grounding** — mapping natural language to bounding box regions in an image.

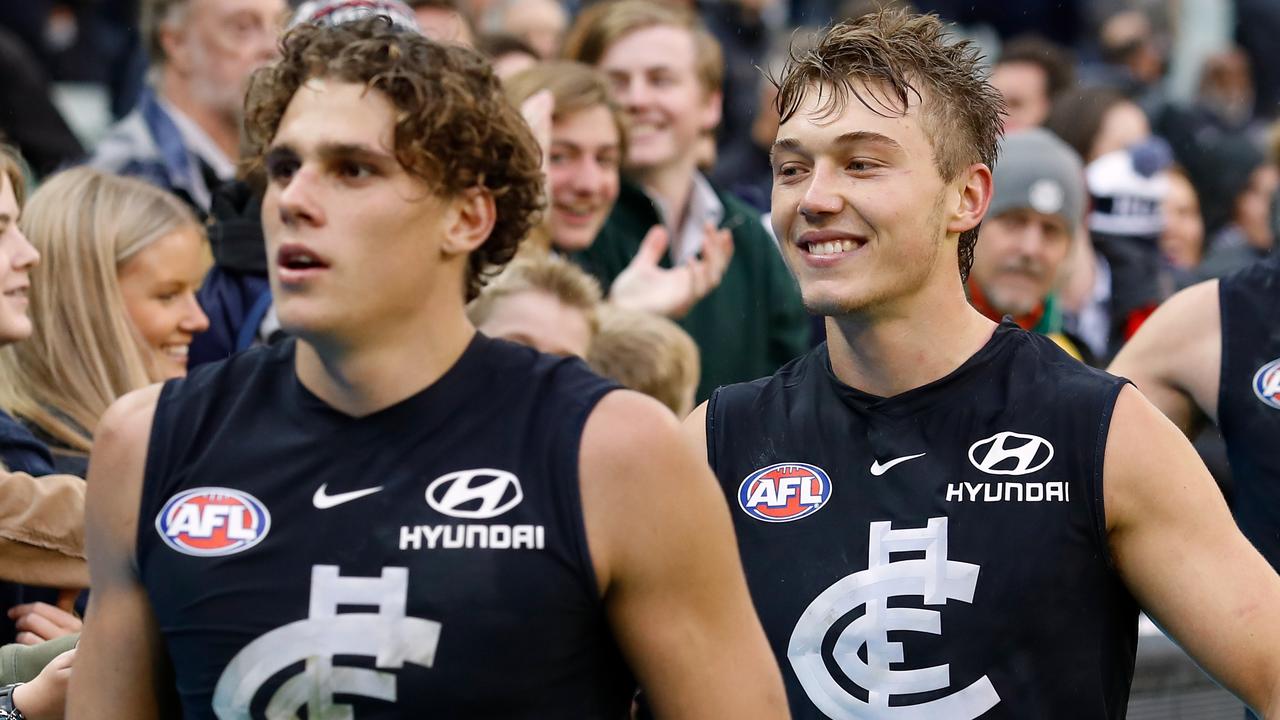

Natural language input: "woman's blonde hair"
[0,167,203,452]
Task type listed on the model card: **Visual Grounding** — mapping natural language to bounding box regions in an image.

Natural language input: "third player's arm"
[581,392,789,719]
[1108,280,1221,435]
[66,385,178,720]
[1105,385,1280,716]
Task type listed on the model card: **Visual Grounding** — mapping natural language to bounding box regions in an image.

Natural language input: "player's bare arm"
[582,390,789,719]
[67,384,178,720]
[1109,280,1221,435]
[1105,384,1280,716]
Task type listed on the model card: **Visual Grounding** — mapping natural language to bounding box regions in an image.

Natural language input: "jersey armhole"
[1089,378,1131,575]
[134,379,181,580]
[1215,279,1232,435]
[565,383,624,601]
[705,387,722,472]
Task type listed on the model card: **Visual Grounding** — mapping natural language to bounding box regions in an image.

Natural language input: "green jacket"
[574,179,810,402]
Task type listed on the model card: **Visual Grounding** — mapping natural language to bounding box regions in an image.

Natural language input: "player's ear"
[441,186,497,256]
[945,162,993,236]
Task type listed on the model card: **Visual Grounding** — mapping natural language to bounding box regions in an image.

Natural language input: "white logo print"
[426,469,523,519]
[212,565,441,719]
[869,453,926,476]
[789,517,999,719]
[968,431,1054,475]
[312,483,384,509]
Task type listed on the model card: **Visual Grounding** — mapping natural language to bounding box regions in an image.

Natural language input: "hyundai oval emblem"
[968,431,1054,475]
[426,469,523,519]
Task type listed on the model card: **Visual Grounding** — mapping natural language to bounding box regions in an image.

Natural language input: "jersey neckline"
[819,319,1023,415]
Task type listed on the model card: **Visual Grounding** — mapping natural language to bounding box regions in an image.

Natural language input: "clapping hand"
[609,221,734,318]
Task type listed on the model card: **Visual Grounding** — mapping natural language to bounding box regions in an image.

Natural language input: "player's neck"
[825,279,997,398]
[293,310,476,418]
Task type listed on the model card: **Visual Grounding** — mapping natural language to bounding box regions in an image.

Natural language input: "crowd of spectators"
[0,0,1278,716]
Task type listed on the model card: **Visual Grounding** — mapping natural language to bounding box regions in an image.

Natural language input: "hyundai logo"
[968,431,1054,475]
[426,469,523,519]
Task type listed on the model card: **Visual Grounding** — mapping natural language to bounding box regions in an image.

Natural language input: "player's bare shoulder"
[1110,279,1221,427]
[578,390,722,588]
[86,383,166,552]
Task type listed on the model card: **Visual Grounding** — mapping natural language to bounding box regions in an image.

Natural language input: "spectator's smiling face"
[547,105,622,252]
[0,174,38,346]
[600,25,720,172]
[118,226,211,379]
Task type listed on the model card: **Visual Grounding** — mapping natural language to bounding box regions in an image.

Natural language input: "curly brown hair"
[774,8,1005,282]
[243,16,545,300]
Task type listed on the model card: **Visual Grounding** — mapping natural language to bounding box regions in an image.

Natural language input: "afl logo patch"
[155,487,271,557]
[1255,358,1280,410]
[738,463,832,523]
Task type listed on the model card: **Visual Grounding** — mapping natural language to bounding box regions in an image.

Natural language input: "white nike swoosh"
[869,453,927,476]
[312,483,384,509]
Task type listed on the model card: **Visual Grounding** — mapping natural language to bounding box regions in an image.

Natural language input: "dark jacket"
[573,179,810,402]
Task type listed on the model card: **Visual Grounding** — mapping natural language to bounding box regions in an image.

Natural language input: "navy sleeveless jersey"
[1219,254,1280,568]
[708,321,1138,719]
[136,334,633,719]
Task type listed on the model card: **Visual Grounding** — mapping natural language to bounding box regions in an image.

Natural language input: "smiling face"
[0,174,39,346]
[599,24,720,173]
[546,105,621,252]
[118,226,211,379]
[261,78,463,344]
[770,81,978,317]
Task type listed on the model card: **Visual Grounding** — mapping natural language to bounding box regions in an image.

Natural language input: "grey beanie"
[988,128,1086,236]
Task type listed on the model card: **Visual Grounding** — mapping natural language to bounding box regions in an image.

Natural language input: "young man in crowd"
[989,35,1074,133]
[69,16,786,719]
[687,9,1280,718]
[89,0,286,213]
[564,0,809,402]
[967,127,1088,361]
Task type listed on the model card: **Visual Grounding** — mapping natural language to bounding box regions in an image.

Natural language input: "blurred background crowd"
[0,0,1276,717]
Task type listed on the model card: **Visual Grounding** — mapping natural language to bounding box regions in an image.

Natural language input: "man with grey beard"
[967,127,1090,361]
[88,0,286,213]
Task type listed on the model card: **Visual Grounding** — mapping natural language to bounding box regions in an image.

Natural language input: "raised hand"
[608,222,734,318]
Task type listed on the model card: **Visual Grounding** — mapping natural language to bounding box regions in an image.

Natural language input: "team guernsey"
[135,335,633,719]
[708,321,1138,719]
[1219,253,1280,569]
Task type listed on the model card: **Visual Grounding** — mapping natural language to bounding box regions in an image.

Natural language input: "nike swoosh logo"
[312,483,384,509]
[869,453,927,476]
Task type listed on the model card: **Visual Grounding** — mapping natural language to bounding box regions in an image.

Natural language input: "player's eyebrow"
[771,131,904,161]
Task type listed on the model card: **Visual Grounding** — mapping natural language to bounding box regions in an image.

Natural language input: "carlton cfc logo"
[1254,358,1280,410]
[739,463,832,523]
[156,487,271,557]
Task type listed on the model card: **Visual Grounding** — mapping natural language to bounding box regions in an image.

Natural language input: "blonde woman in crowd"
[0,167,210,478]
